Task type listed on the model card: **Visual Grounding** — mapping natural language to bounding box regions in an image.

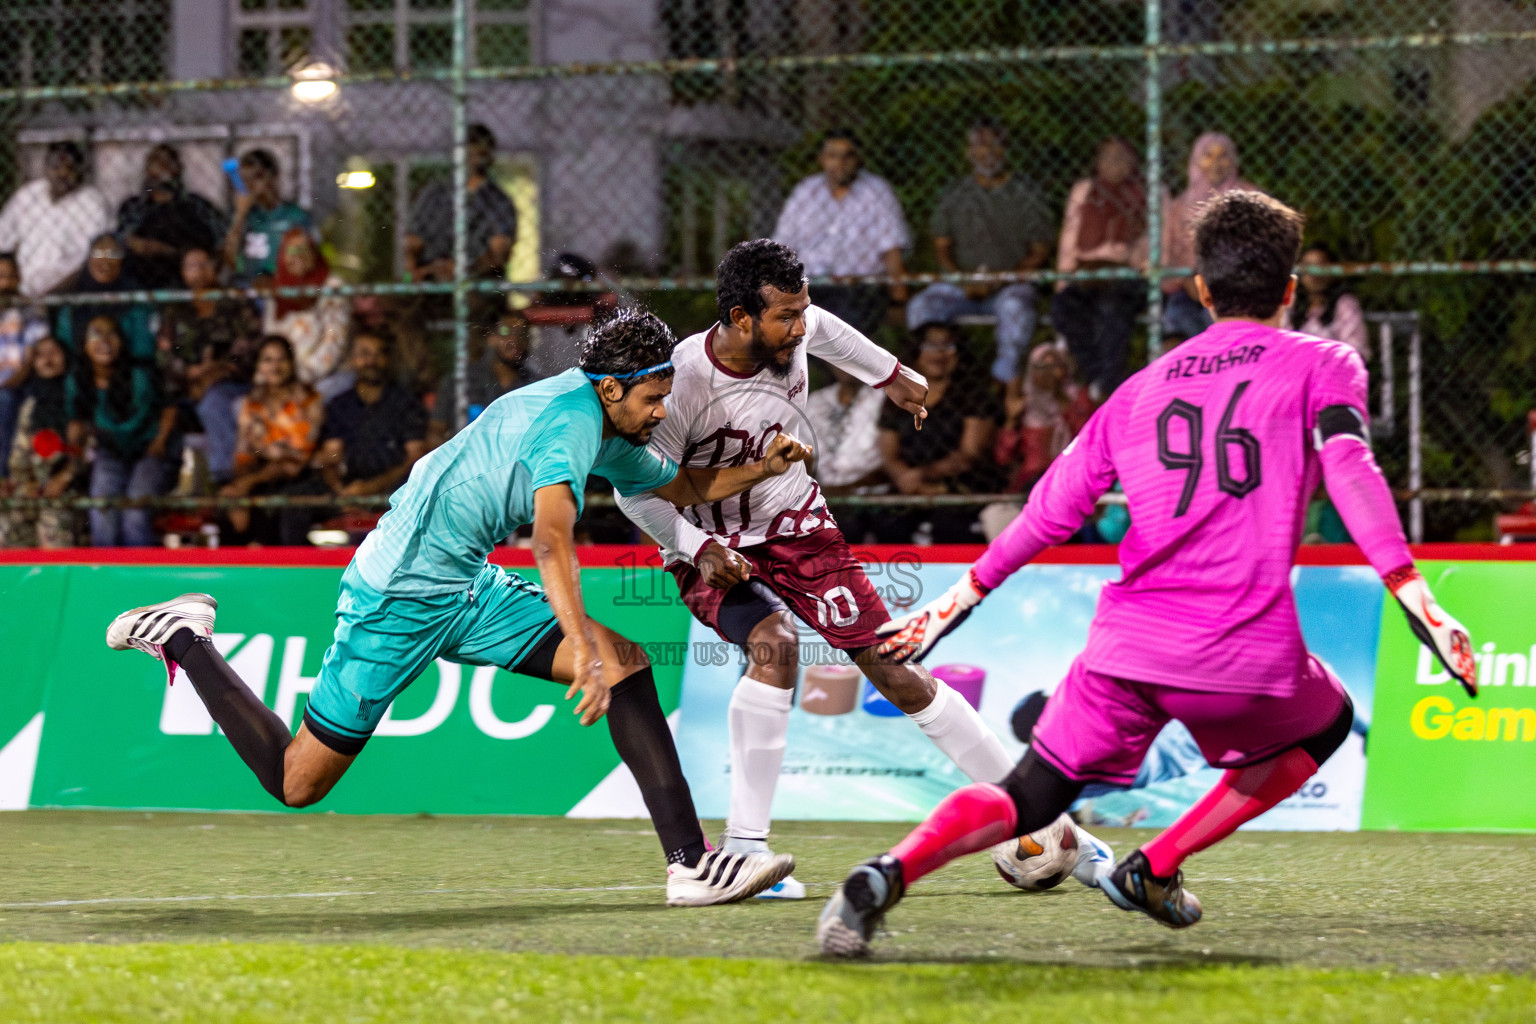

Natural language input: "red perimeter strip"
[0,542,1530,568]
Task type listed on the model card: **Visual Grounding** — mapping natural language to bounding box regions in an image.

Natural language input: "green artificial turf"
[1,811,1532,1021]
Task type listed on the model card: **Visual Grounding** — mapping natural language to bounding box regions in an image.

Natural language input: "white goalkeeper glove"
[875,568,989,664]
[1389,568,1477,697]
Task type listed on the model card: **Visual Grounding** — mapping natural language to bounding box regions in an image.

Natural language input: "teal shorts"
[302,561,561,753]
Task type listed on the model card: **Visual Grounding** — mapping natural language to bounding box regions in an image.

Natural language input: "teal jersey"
[352,368,678,596]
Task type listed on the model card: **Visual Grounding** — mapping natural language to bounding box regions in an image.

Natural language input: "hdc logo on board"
[158,633,554,741]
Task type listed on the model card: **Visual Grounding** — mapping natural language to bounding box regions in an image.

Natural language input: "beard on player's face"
[607,378,671,445]
[747,321,797,379]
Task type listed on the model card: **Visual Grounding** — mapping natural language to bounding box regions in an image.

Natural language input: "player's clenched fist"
[874,568,990,663]
[697,540,752,589]
[764,433,813,475]
[1389,567,1478,697]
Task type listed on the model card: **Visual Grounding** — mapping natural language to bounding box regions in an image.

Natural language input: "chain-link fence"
[1,0,1534,546]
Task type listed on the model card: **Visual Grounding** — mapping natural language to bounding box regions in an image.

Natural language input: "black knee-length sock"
[605,667,707,867]
[165,628,291,804]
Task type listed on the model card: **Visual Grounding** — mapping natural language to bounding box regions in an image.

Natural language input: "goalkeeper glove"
[1388,567,1477,697]
[875,568,989,664]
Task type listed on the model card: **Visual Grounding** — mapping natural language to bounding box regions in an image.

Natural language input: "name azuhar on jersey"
[1163,344,1266,381]
[1411,642,1536,743]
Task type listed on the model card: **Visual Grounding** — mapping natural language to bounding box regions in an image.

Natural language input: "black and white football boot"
[105,593,218,686]
[665,848,795,907]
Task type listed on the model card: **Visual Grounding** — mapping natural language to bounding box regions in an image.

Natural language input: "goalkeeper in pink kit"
[819,191,1479,956]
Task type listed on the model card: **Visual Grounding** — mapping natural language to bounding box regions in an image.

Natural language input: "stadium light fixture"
[291,61,338,104]
[337,171,376,189]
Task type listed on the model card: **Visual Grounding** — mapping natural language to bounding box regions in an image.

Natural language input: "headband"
[583,361,673,382]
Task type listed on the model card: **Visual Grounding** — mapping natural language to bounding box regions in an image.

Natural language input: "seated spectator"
[157,247,261,484]
[523,253,611,380]
[995,343,1093,494]
[220,336,323,544]
[1162,132,1258,340]
[1290,244,1368,358]
[55,233,157,361]
[774,129,911,338]
[878,322,998,543]
[262,229,352,400]
[116,144,228,289]
[281,331,427,543]
[1,336,80,547]
[0,141,112,298]
[353,293,435,396]
[907,119,1055,382]
[67,316,174,547]
[804,362,886,495]
[428,309,529,447]
[223,148,313,286]
[0,253,49,477]
[1053,137,1160,398]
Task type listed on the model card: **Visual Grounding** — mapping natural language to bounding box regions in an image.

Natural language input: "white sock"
[725,675,792,846]
[907,681,1014,783]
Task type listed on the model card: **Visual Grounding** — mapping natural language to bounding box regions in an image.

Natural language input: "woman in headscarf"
[1161,132,1260,339]
[54,233,157,362]
[1052,136,1166,399]
[1289,244,1368,359]
[995,343,1094,495]
[261,228,353,400]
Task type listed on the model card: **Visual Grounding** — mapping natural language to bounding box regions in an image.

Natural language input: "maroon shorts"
[1031,655,1349,785]
[669,527,890,651]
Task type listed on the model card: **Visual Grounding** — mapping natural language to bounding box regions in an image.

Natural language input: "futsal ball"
[991,814,1079,891]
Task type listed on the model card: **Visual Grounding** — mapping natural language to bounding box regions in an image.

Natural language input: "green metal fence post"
[452,0,470,431]
[1145,0,1164,362]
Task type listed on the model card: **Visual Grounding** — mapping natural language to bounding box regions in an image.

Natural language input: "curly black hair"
[580,307,676,391]
[715,239,806,324]
[1193,191,1304,319]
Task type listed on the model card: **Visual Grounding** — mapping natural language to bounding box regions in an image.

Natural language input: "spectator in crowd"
[404,123,517,287]
[1,335,80,547]
[157,247,261,485]
[878,322,998,543]
[907,119,1055,383]
[262,228,352,400]
[55,233,157,361]
[1053,136,1159,398]
[219,336,324,544]
[353,293,435,396]
[281,331,427,542]
[774,129,911,338]
[0,141,112,298]
[805,362,887,495]
[994,343,1093,495]
[428,309,528,447]
[523,252,611,380]
[67,315,173,547]
[1290,244,1368,358]
[116,144,228,289]
[0,253,49,476]
[223,148,313,286]
[404,122,516,340]
[1162,132,1258,340]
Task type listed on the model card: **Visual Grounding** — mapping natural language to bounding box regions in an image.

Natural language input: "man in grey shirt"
[907,120,1055,382]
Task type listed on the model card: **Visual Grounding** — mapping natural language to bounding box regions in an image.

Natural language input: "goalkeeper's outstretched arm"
[876,401,1118,663]
[1317,405,1478,695]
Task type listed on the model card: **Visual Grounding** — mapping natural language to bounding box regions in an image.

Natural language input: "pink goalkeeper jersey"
[978,320,1370,695]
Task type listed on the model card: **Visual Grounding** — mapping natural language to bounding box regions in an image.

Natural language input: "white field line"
[0,883,668,910]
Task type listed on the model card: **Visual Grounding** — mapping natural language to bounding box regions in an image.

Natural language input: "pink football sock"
[1141,747,1318,878]
[890,783,1019,885]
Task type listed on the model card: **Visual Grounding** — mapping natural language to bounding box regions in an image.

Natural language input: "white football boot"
[665,848,795,907]
[720,833,807,900]
[106,593,217,686]
[1070,823,1115,889]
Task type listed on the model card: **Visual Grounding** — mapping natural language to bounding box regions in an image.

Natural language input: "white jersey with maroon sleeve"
[617,304,901,564]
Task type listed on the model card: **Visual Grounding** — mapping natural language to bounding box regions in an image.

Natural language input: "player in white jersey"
[618,240,1112,898]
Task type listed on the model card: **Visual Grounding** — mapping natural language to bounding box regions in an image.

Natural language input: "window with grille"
[0,0,172,88]
[233,0,315,77]
[344,0,534,74]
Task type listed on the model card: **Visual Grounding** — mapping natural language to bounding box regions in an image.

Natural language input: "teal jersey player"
[108,310,812,907]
